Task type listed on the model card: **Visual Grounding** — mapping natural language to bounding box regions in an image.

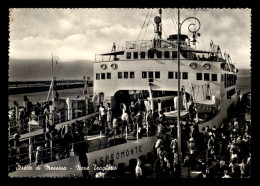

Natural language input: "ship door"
[114,90,131,114]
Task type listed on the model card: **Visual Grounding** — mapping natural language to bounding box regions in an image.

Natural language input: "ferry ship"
[8,9,241,178]
[93,9,240,131]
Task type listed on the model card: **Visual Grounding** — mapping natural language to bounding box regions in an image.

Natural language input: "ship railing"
[125,40,153,49]
[94,44,126,62]
[8,104,96,138]
[8,138,86,172]
[8,104,179,139]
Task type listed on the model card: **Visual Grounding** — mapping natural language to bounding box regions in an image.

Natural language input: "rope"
[142,9,153,42]
[136,9,150,41]
[162,28,168,39]
[168,9,178,33]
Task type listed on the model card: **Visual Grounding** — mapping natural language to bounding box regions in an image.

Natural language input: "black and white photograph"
[8,8,251,179]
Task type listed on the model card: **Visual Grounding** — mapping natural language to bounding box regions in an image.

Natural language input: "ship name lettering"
[96,145,143,164]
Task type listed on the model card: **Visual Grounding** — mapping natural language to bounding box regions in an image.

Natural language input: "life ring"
[203,63,211,70]
[233,68,238,73]
[189,62,197,69]
[100,64,107,70]
[111,63,118,69]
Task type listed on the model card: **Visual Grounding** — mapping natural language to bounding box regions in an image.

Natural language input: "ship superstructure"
[93,9,240,129]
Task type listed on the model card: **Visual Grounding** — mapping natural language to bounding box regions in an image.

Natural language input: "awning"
[99,51,125,56]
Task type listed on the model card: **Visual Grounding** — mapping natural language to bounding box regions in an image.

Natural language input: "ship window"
[124,72,128,79]
[156,51,162,58]
[172,51,177,58]
[148,50,154,58]
[155,71,160,79]
[140,52,145,59]
[118,72,122,79]
[107,73,111,79]
[134,52,138,59]
[149,71,153,79]
[204,73,210,81]
[96,73,100,80]
[126,52,131,59]
[101,73,106,79]
[197,73,202,80]
[175,72,181,79]
[212,74,217,81]
[182,72,188,79]
[164,51,170,58]
[168,71,174,79]
[142,71,147,78]
[130,72,135,78]
[221,74,224,82]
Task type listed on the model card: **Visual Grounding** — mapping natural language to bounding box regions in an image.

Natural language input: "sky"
[9,8,251,69]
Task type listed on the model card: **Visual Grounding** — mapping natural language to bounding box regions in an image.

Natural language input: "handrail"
[8,105,96,138]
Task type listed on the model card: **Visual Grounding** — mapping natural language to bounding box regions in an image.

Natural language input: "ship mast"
[154,8,162,48]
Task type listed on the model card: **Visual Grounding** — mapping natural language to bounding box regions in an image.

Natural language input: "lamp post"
[177,8,201,177]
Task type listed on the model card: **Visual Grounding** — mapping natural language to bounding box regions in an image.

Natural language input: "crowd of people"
[8,119,90,176]
[8,95,251,179]
[8,99,46,133]
[150,111,251,178]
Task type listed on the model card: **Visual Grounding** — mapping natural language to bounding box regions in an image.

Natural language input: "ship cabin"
[93,34,239,122]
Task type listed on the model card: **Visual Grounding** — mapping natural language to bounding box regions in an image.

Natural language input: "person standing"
[35,146,43,166]
[99,102,107,132]
[188,137,196,168]
[146,110,154,134]
[129,101,136,132]
[121,106,130,134]
[157,99,162,113]
[106,103,112,131]
[135,159,142,178]
[135,98,144,123]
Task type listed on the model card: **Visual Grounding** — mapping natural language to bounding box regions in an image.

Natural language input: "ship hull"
[8,136,157,177]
